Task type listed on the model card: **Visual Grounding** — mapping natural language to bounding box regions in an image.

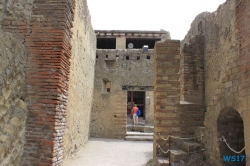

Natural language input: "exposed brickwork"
[237,0,250,96]
[181,35,204,104]
[153,40,205,160]
[2,0,75,165]
[181,0,249,165]
[236,0,250,162]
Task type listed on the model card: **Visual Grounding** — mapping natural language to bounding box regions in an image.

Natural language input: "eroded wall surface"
[91,49,154,138]
[0,31,27,166]
[236,0,250,162]
[153,40,205,162]
[0,0,96,164]
[181,0,249,164]
[63,0,96,159]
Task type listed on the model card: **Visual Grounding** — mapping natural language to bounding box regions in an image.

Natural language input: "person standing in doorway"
[132,104,139,125]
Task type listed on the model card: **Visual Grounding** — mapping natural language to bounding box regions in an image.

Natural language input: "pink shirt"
[132,107,138,114]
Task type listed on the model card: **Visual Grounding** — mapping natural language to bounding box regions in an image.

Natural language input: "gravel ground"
[63,138,153,166]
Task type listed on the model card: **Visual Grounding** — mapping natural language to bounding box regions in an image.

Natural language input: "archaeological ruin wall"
[236,0,250,162]
[0,0,96,165]
[63,0,96,159]
[0,31,28,166]
[180,0,250,164]
[153,40,205,163]
[91,49,154,138]
[91,49,155,139]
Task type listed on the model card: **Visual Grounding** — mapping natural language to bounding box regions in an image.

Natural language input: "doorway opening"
[127,91,145,119]
[217,108,245,165]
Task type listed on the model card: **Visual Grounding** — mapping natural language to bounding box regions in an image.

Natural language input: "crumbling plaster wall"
[63,0,96,159]
[0,31,27,166]
[91,49,154,138]
[182,0,245,164]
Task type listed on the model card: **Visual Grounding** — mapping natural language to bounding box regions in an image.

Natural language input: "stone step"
[124,135,153,141]
[126,131,153,136]
[170,149,189,163]
[181,141,204,153]
[127,121,145,126]
[127,124,154,133]
[156,157,169,166]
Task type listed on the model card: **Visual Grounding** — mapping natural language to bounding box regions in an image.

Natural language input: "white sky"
[87,0,226,40]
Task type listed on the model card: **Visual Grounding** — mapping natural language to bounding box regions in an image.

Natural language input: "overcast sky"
[87,0,226,40]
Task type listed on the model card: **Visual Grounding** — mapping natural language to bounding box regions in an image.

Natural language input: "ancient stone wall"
[180,35,204,104]
[236,0,250,162]
[153,40,205,161]
[91,49,154,138]
[0,31,28,166]
[1,0,76,165]
[182,0,249,164]
[145,91,154,125]
[63,0,96,159]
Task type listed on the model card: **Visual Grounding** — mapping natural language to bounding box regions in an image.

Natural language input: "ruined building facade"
[0,0,250,166]
[153,0,250,165]
[91,30,170,138]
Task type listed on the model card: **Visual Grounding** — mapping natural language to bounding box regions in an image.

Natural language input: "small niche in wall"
[147,56,150,59]
[96,55,99,58]
[116,55,119,58]
[137,56,140,60]
[126,56,129,60]
[103,78,111,93]
[106,55,108,58]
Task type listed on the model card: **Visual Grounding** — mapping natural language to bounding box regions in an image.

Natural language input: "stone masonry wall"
[145,91,154,125]
[1,0,76,165]
[236,0,250,162]
[63,0,96,159]
[0,31,28,166]
[180,35,204,104]
[91,49,154,138]
[153,40,205,160]
[182,0,249,165]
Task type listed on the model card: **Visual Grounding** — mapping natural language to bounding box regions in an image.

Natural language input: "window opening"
[137,56,140,60]
[126,56,129,60]
[103,79,111,93]
[147,56,150,59]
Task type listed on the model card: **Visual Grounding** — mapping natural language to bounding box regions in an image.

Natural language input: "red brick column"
[3,0,75,165]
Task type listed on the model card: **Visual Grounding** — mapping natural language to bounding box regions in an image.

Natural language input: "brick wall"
[2,0,75,165]
[180,35,204,104]
[236,0,250,162]
[153,40,205,159]
[181,0,248,165]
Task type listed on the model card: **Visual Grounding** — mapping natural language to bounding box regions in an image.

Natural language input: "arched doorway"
[217,108,245,165]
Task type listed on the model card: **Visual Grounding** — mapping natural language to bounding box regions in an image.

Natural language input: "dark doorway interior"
[127,91,145,119]
[217,109,245,166]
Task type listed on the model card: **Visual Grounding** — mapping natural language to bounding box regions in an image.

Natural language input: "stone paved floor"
[63,138,153,166]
